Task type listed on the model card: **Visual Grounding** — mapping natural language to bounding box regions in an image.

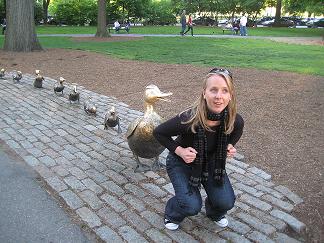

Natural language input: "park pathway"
[0,72,307,242]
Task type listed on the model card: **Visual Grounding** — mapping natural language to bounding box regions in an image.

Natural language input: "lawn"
[35,25,324,37]
[1,35,322,76]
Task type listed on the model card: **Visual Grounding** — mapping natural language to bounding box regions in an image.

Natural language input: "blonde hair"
[183,72,237,134]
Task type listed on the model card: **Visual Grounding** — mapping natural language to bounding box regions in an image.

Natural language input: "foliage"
[0,0,5,22]
[241,0,266,16]
[34,1,44,24]
[144,0,177,25]
[171,0,267,24]
[4,0,321,27]
[49,0,97,25]
[107,0,150,23]
[284,0,324,16]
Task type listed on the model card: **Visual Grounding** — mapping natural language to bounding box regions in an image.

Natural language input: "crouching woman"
[153,67,244,230]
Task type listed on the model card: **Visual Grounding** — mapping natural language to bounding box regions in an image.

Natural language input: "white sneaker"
[164,218,179,230]
[215,216,228,227]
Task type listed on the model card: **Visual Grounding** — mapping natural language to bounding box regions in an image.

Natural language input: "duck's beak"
[157,91,173,102]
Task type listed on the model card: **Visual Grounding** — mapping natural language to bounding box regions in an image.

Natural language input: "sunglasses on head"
[208,68,233,79]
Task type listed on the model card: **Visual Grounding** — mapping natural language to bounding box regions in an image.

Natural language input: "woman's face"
[203,74,231,114]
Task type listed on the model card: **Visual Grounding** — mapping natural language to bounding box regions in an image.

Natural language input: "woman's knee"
[208,196,235,211]
[177,196,202,216]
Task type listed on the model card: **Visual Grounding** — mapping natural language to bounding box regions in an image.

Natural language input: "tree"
[95,0,109,37]
[43,0,50,24]
[4,0,42,51]
[274,0,282,25]
[241,0,266,24]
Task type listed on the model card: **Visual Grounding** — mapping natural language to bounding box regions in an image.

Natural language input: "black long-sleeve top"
[153,111,244,157]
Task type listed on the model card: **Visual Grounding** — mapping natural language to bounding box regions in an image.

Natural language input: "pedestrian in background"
[180,10,186,36]
[1,18,6,35]
[184,14,194,36]
[154,68,244,231]
[239,14,247,36]
[114,19,120,33]
[125,20,131,33]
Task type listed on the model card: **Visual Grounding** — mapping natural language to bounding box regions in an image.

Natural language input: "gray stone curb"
[0,73,306,242]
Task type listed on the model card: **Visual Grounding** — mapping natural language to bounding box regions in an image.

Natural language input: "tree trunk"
[43,0,50,24]
[95,0,110,37]
[274,0,282,26]
[4,0,42,51]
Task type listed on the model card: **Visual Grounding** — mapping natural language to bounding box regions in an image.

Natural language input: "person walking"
[180,10,186,36]
[184,14,194,36]
[2,18,6,35]
[239,14,247,36]
[125,20,131,33]
[154,68,244,230]
[114,19,120,33]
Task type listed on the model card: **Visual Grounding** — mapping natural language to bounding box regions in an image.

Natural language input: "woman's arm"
[154,113,198,163]
[153,115,184,153]
[228,113,244,146]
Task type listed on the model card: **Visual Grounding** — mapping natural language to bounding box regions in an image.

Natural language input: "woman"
[153,68,244,230]
[184,14,194,36]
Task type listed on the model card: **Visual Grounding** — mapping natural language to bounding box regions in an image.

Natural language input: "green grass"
[35,25,324,37]
[1,35,322,76]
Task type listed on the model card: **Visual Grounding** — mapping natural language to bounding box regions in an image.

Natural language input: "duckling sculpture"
[126,84,172,172]
[104,106,122,133]
[84,96,97,116]
[33,69,45,88]
[0,68,5,79]
[13,71,22,82]
[68,85,80,103]
[54,77,65,95]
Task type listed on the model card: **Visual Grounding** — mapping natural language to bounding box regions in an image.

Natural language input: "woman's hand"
[227,144,236,158]
[175,146,197,164]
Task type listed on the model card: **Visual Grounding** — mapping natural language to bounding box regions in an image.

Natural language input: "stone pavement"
[0,72,307,243]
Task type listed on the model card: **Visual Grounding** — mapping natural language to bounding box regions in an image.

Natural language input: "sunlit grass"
[2,35,322,76]
[35,25,324,37]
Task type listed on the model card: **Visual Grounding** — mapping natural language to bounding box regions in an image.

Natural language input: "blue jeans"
[240,25,247,36]
[180,24,186,35]
[165,153,235,224]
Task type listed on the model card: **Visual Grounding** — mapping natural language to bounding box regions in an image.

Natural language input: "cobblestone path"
[0,72,307,243]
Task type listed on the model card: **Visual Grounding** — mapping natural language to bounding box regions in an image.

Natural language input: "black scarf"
[189,108,228,189]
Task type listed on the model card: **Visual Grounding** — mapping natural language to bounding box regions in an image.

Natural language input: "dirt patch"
[269,36,323,46]
[0,48,323,242]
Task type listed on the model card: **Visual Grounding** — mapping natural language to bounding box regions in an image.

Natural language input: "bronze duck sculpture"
[104,106,122,133]
[126,84,172,172]
[84,96,97,116]
[0,68,5,79]
[13,71,22,82]
[33,69,45,88]
[54,77,65,95]
[68,85,80,103]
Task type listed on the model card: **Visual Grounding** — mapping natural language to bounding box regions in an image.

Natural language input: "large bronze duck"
[104,106,122,133]
[0,68,5,79]
[13,71,22,82]
[126,84,172,172]
[34,69,44,88]
[54,77,65,95]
